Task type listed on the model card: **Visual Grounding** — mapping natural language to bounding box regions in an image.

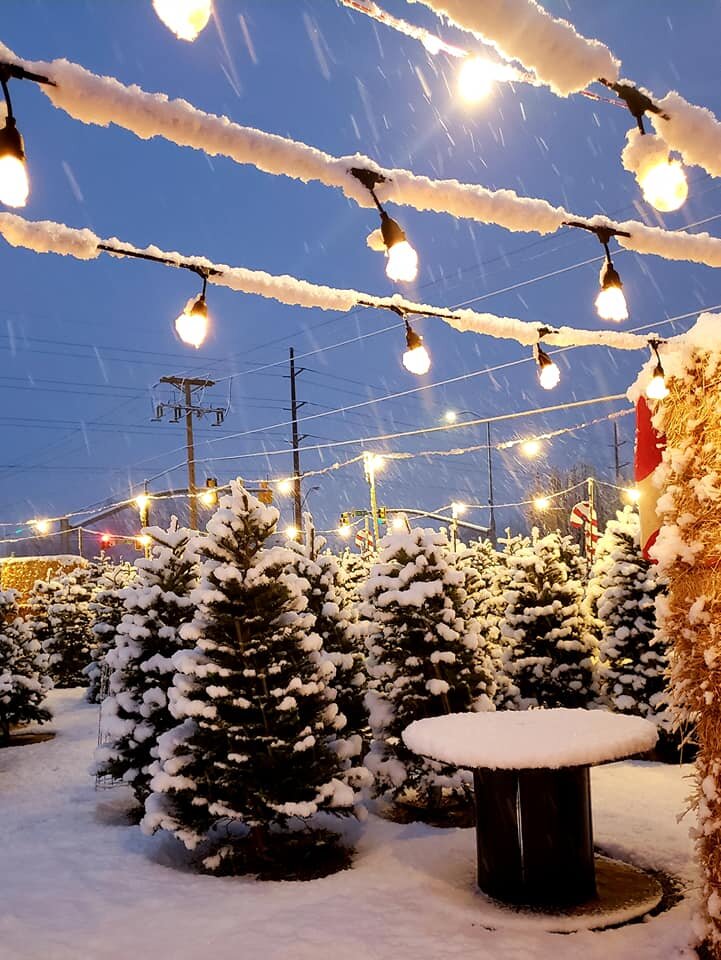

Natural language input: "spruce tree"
[94,522,197,806]
[143,483,355,876]
[360,527,496,808]
[501,530,597,709]
[590,507,675,750]
[39,565,97,687]
[0,590,51,743]
[85,560,136,704]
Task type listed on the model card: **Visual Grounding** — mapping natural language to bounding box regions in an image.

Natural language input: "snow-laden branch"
[408,0,619,96]
[0,210,660,352]
[3,41,721,270]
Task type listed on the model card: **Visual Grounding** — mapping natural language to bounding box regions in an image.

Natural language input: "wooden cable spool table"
[403,709,659,911]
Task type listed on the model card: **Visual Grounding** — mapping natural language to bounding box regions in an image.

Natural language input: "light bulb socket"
[536,344,554,371]
[380,210,406,250]
[0,116,25,161]
[189,293,208,317]
[405,318,423,351]
[600,262,623,291]
[652,359,664,380]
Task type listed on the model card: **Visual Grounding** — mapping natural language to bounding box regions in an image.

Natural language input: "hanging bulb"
[380,211,418,283]
[175,293,209,348]
[0,117,29,208]
[276,478,293,496]
[646,360,668,400]
[536,345,560,390]
[595,261,628,322]
[152,0,212,41]
[402,320,431,375]
[639,158,688,213]
[534,497,550,512]
[458,57,495,104]
[520,439,541,458]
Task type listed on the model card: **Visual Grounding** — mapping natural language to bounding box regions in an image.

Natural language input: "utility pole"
[363,452,382,547]
[154,376,225,530]
[287,348,305,536]
[486,421,497,542]
[611,421,630,482]
[587,475,596,567]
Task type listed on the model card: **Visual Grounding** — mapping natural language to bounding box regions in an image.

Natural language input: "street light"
[443,409,496,541]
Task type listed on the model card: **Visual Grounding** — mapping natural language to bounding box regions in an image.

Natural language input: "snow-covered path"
[0,692,698,959]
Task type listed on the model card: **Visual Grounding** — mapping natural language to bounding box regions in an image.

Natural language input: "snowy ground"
[0,691,699,960]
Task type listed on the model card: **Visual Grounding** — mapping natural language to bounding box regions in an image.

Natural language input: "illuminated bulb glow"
[285,525,299,541]
[199,490,217,507]
[595,263,628,323]
[639,159,688,213]
[451,502,467,516]
[520,439,541,458]
[534,497,550,511]
[537,347,560,391]
[175,294,209,348]
[444,411,458,423]
[32,519,51,536]
[369,455,385,473]
[338,523,352,538]
[403,344,431,375]
[152,0,212,41]
[137,534,152,548]
[458,57,495,104]
[277,478,293,496]
[386,240,418,283]
[392,515,406,531]
[0,119,29,208]
[135,494,150,513]
[624,487,641,503]
[646,370,669,401]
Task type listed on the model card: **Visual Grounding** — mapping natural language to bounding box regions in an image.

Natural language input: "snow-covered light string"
[3,44,721,271]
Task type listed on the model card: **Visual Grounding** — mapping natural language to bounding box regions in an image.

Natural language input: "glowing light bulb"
[537,358,560,391]
[276,478,293,496]
[534,497,550,512]
[458,57,495,104]
[285,525,299,541]
[0,119,29,208]
[624,487,641,503]
[175,294,209,348]
[369,455,385,473]
[444,410,458,424]
[199,489,217,508]
[135,494,150,514]
[403,343,431,375]
[520,439,541,458]
[137,534,152,549]
[595,262,628,323]
[392,515,407,531]
[152,0,212,41]
[386,240,418,283]
[451,502,467,517]
[646,367,669,401]
[338,523,352,538]
[32,518,51,536]
[639,158,688,213]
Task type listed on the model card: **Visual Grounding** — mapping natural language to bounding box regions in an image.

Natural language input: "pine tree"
[143,483,355,877]
[85,560,136,704]
[360,527,496,808]
[336,547,372,609]
[94,522,197,806]
[590,507,675,750]
[0,590,51,743]
[38,565,97,687]
[501,530,597,709]
[286,518,368,762]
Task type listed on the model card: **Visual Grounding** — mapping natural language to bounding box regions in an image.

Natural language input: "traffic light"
[339,512,350,526]
[99,532,113,549]
[378,506,387,523]
[258,481,273,505]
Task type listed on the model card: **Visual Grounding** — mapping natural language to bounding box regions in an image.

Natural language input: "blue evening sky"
[1,0,720,545]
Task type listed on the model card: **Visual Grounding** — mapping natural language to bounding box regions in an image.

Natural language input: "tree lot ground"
[0,690,697,960]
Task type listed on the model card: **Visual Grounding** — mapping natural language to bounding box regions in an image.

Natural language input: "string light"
[337,522,352,538]
[31,518,51,536]
[457,56,495,104]
[624,487,641,503]
[175,274,209,349]
[563,221,630,322]
[534,496,551,511]
[402,317,431,375]
[451,501,467,516]
[520,439,542,458]
[350,167,418,283]
[152,0,212,41]
[199,478,218,508]
[284,524,300,541]
[0,64,55,208]
[276,478,293,496]
[136,533,152,549]
[646,340,669,401]
[535,333,560,390]
[134,493,151,514]
[639,158,688,213]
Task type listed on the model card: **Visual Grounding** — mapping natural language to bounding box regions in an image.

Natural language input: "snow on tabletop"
[402,710,658,770]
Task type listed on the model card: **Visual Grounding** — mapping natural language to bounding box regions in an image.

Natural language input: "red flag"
[635,396,666,559]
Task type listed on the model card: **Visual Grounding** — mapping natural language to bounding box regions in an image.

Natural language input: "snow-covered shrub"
[0,590,51,743]
[93,522,197,806]
[85,560,136,704]
[336,547,372,610]
[501,530,598,709]
[143,483,356,877]
[32,566,97,688]
[360,528,496,809]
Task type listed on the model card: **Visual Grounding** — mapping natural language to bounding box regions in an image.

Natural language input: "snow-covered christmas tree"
[501,530,598,709]
[0,590,51,744]
[285,517,368,762]
[143,483,356,877]
[360,527,496,810]
[85,560,136,704]
[590,507,676,751]
[34,565,97,688]
[93,521,197,807]
[336,547,372,610]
